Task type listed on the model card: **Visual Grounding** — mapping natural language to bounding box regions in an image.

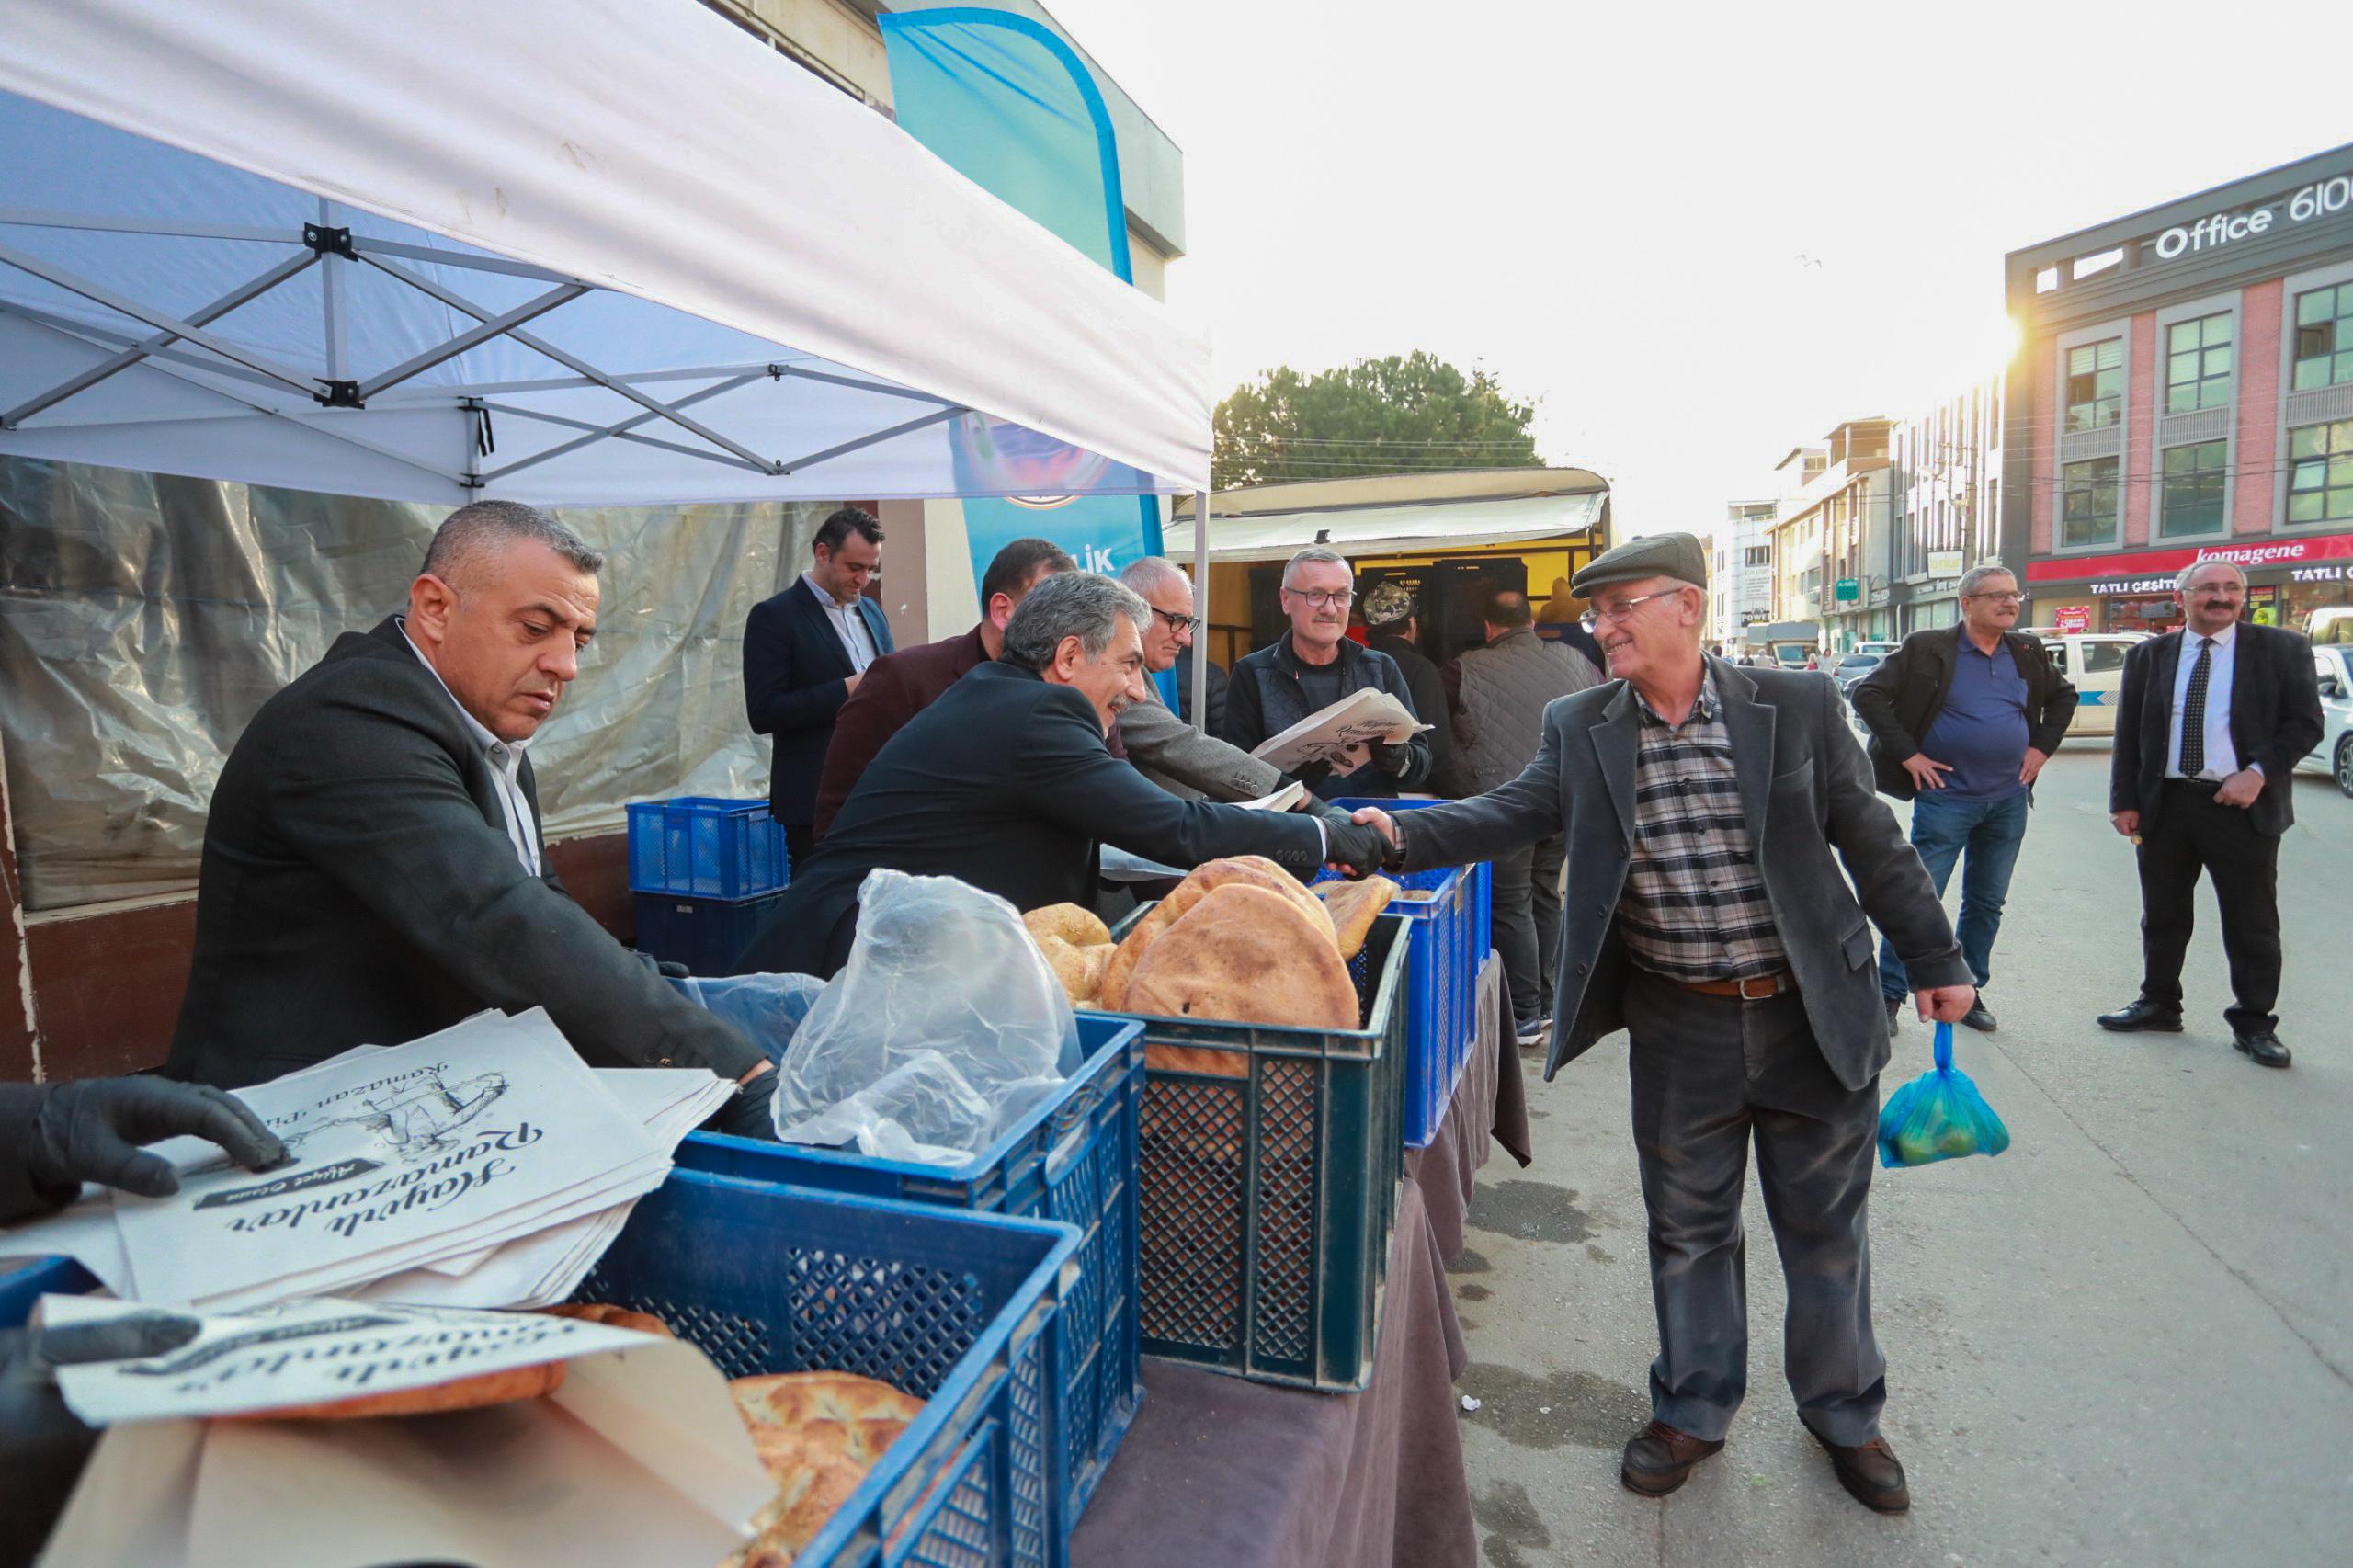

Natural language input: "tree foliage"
[1212,351,1543,491]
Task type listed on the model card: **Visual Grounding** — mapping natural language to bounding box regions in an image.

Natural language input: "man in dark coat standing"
[736,573,1389,978]
[743,506,895,869]
[2098,559,2324,1066]
[165,501,774,1134]
[1349,532,1973,1515]
[1222,548,1431,801]
[1360,582,1461,796]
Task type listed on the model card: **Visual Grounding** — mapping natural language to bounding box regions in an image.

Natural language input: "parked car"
[1831,650,1887,696]
[2027,630,2145,736]
[2297,645,2353,798]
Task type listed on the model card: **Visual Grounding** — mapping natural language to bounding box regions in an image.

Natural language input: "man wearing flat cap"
[1351,531,1973,1515]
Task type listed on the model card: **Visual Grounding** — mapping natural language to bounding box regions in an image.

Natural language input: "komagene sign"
[2029,529,2353,585]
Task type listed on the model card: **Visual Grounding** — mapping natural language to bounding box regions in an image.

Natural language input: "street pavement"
[1452,742,2353,1567]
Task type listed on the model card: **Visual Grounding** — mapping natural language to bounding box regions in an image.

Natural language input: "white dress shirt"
[399,620,544,875]
[801,571,879,675]
[2164,621,2245,781]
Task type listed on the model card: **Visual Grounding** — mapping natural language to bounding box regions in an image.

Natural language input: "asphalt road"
[1452,741,2353,1567]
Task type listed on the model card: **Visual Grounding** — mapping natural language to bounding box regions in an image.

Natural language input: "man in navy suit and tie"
[744,506,895,869]
[2100,559,2324,1066]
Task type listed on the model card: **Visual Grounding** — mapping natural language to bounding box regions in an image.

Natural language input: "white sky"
[1044,0,2347,533]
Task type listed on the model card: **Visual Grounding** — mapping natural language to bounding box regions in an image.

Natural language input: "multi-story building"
[1768,423,1892,650]
[2003,142,2353,640]
[1889,379,2003,632]
[1711,500,1777,645]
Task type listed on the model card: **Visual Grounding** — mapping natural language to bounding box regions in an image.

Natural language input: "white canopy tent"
[0,0,1211,506]
[1199,493,1608,563]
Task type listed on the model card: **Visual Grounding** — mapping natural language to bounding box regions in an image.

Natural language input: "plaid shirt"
[1617,671,1789,983]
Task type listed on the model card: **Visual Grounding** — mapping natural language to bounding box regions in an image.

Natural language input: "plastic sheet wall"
[0,458,823,911]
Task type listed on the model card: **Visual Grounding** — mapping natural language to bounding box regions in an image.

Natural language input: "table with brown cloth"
[1070,951,1529,1568]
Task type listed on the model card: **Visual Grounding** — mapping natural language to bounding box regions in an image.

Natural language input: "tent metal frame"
[0,200,968,489]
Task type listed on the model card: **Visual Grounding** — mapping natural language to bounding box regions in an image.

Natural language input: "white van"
[2028,630,2147,736]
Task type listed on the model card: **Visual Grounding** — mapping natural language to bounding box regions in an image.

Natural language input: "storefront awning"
[1194,489,1608,564]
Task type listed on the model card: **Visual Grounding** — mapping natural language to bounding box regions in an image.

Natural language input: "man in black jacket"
[1360,582,1462,797]
[743,506,896,869]
[165,501,774,1132]
[2098,560,2324,1066]
[1848,565,2078,1035]
[1222,548,1432,801]
[735,572,1387,977]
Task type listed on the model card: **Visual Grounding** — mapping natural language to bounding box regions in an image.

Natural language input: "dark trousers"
[1492,831,1566,1022]
[784,823,814,878]
[2135,780,2283,1034]
[1621,968,1885,1447]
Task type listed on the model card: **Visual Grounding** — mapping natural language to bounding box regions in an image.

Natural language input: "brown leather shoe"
[1620,1419,1723,1496]
[1810,1430,1909,1512]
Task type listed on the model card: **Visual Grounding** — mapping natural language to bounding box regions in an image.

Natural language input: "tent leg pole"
[1190,489,1210,735]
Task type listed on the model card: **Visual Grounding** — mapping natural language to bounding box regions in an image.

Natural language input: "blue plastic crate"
[0,1255,98,1328]
[679,1016,1146,1537]
[627,796,789,900]
[634,889,783,977]
[576,1171,1079,1568]
[1314,865,1474,1148]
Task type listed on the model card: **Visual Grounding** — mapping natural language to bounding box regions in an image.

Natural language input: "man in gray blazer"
[1116,556,1290,803]
[1353,533,1974,1515]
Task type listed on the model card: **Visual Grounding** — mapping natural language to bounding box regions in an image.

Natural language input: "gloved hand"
[1287,759,1335,794]
[1322,819,1391,881]
[1369,739,1413,778]
[0,1311,203,1562]
[699,1074,781,1142]
[24,1078,285,1207]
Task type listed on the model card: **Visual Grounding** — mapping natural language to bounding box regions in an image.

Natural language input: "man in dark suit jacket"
[1352,533,1972,1516]
[165,502,774,1133]
[811,537,1072,839]
[735,572,1389,978]
[743,506,895,868]
[2098,561,2324,1066]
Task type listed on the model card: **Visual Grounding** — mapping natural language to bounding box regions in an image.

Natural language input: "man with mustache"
[1349,532,1972,1514]
[735,572,1391,978]
[165,502,776,1134]
[1222,547,1432,800]
[2099,558,2324,1066]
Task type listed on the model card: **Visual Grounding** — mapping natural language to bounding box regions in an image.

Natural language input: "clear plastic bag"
[666,971,828,1068]
[767,869,1081,1165]
[1878,1021,2011,1169]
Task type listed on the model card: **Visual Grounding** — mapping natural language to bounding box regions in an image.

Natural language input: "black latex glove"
[0,1312,203,1563]
[1369,739,1412,778]
[633,950,693,981]
[699,1074,780,1142]
[24,1079,285,1207]
[1287,759,1335,793]
[1322,819,1389,881]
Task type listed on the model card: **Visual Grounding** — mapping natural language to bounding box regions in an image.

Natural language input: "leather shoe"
[1961,999,1998,1032]
[1809,1429,1909,1513]
[1620,1419,1722,1497]
[2234,1029,2292,1068]
[2096,999,2184,1033]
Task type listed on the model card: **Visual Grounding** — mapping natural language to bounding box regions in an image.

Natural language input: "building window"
[2165,313,2233,413]
[2288,420,2353,524]
[2065,338,2123,430]
[2061,458,2120,548]
[2293,284,2353,391]
[1744,545,1769,567]
[2159,440,2228,537]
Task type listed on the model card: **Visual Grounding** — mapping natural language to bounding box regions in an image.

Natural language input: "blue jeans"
[1880,789,2029,1001]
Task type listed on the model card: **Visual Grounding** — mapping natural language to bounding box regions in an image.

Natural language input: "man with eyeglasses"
[1849,564,2078,1037]
[1222,547,1433,801]
[1347,531,1973,1515]
[1115,557,1305,804]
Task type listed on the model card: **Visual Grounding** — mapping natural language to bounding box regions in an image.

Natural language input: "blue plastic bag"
[1877,1021,2010,1169]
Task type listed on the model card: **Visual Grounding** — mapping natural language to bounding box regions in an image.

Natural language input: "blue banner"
[881,7,1165,587]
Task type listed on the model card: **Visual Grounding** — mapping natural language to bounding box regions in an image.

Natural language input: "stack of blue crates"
[627,796,789,976]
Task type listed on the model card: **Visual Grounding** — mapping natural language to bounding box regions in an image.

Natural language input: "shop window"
[2065,339,2123,430]
[2061,457,2120,548]
[2292,284,2353,391]
[2159,440,2228,537]
[2165,313,2233,413]
[2287,419,2353,524]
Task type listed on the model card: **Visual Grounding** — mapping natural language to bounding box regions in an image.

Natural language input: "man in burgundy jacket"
[811,538,1074,838]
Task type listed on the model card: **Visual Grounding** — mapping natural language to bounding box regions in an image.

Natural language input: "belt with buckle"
[1673,970,1798,1000]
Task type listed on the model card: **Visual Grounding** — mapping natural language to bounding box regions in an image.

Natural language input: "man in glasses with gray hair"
[1221,547,1432,801]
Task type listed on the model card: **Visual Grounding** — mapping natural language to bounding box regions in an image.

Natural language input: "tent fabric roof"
[1193,466,1610,518]
[0,0,1210,505]
[1203,492,1608,563]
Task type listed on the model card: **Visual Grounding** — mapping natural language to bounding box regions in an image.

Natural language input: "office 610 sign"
[2152,172,2352,261]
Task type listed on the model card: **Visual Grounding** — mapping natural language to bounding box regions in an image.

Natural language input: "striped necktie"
[2179,637,2215,777]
